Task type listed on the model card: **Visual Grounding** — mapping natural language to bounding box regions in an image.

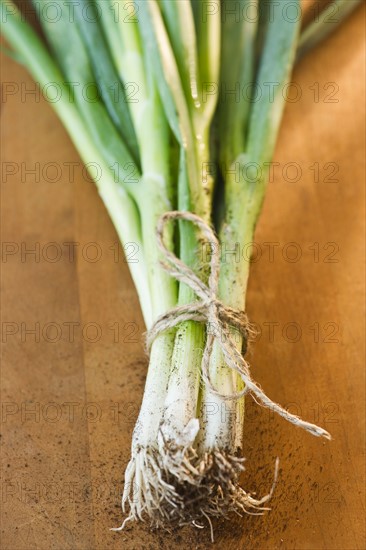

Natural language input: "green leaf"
[224,0,302,235]
[247,0,301,170]
[73,0,140,165]
[0,43,25,64]
[95,0,122,66]
[159,0,200,111]
[136,1,207,212]
[34,0,141,197]
[135,0,188,145]
[190,0,221,126]
[219,0,258,167]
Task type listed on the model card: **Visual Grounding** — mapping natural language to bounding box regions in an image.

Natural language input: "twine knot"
[146,211,331,440]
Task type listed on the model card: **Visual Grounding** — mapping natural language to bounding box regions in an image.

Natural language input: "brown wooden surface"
[1,3,365,549]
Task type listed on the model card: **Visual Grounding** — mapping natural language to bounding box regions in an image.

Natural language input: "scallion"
[1,0,354,536]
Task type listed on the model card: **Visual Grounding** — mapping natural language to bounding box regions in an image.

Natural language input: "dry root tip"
[117,444,278,538]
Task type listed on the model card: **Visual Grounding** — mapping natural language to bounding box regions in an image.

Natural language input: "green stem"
[132,0,221,439]
[99,0,178,324]
[200,0,301,452]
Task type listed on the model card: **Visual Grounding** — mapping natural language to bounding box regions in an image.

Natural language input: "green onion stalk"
[2,0,352,532]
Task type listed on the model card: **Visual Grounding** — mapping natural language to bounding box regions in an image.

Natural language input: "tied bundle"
[2,0,358,537]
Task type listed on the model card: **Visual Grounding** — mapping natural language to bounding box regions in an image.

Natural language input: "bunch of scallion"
[1,0,360,535]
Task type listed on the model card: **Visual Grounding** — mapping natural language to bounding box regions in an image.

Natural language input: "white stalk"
[151,0,221,490]
[197,172,254,454]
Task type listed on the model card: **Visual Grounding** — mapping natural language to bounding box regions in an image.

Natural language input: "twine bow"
[147,211,331,440]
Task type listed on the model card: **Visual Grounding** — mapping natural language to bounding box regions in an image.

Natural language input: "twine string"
[146,211,331,440]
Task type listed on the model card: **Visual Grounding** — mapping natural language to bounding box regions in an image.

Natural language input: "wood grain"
[1,3,365,549]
